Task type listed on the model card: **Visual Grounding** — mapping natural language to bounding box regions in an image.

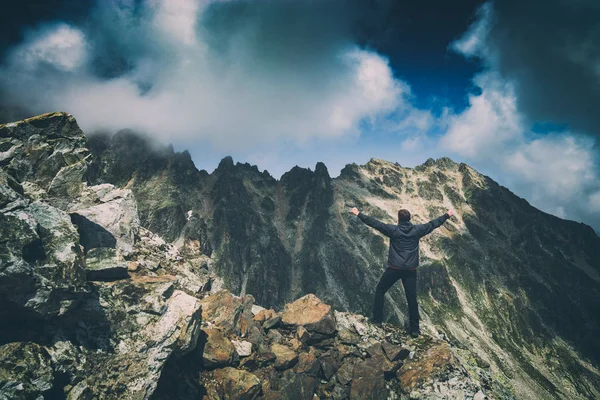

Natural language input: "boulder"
[382,341,409,362]
[319,349,342,380]
[0,201,87,317]
[204,367,261,400]
[69,186,140,256]
[267,329,283,344]
[0,113,89,198]
[254,308,278,323]
[275,371,319,400]
[0,169,23,209]
[335,360,355,385]
[350,357,388,400]
[366,343,400,379]
[200,290,243,335]
[236,295,256,337]
[294,352,321,377]
[338,327,360,345]
[66,287,203,399]
[239,351,276,371]
[0,342,55,399]
[232,340,253,357]
[201,328,235,369]
[263,315,281,330]
[47,159,88,208]
[85,247,129,281]
[296,326,311,343]
[272,343,299,370]
[281,294,336,335]
[397,342,453,391]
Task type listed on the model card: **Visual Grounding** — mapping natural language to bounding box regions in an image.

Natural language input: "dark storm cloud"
[485,0,600,136]
[0,0,425,144]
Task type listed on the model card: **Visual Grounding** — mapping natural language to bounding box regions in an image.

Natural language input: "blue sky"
[0,0,598,231]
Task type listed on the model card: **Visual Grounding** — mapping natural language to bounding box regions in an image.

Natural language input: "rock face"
[0,113,213,399]
[2,113,600,399]
[86,129,600,399]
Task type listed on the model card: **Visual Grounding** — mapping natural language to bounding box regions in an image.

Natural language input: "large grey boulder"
[84,247,129,281]
[64,280,203,399]
[69,185,140,257]
[0,112,89,206]
[0,200,87,317]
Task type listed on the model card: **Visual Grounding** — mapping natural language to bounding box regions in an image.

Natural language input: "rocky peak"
[216,155,235,171]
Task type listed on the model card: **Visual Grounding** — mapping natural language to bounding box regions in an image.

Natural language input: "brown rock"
[272,343,299,370]
[296,326,310,343]
[337,344,361,359]
[365,343,396,380]
[235,295,256,337]
[237,310,255,338]
[350,357,388,400]
[200,291,243,334]
[281,294,336,335]
[127,261,139,272]
[263,315,281,330]
[289,337,303,351]
[397,342,453,391]
[319,350,342,380]
[263,372,318,400]
[338,327,360,345]
[247,325,265,348]
[382,341,409,362]
[239,351,276,371]
[335,360,355,385]
[254,309,278,323]
[266,329,283,344]
[201,328,235,369]
[207,367,261,400]
[294,352,321,377]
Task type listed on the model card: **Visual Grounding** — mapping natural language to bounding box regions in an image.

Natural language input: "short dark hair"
[398,209,411,222]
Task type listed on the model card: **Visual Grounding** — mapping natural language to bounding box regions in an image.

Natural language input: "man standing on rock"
[350,206,453,337]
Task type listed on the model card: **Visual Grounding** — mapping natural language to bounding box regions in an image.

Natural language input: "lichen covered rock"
[281,294,336,335]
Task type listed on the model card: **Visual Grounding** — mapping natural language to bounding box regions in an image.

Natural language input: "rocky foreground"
[0,112,507,399]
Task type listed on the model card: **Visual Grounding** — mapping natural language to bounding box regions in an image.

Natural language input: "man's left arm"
[416,209,454,237]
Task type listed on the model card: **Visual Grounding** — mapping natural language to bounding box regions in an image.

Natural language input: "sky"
[0,0,599,232]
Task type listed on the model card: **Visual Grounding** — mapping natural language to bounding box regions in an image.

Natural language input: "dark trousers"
[372,268,419,331]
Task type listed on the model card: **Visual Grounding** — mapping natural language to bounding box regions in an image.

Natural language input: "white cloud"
[0,2,409,151]
[441,2,600,230]
[14,24,88,71]
[589,191,600,213]
[152,0,202,45]
[450,2,492,60]
[440,72,522,158]
[506,135,597,200]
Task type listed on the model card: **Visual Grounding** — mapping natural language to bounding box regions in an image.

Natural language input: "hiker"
[350,206,453,337]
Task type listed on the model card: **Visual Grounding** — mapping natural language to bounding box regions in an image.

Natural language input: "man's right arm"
[351,207,395,237]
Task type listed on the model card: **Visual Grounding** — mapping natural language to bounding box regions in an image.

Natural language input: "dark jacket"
[358,212,450,270]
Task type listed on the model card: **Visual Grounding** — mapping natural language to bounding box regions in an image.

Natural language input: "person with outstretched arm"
[350,206,454,337]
